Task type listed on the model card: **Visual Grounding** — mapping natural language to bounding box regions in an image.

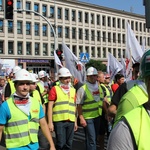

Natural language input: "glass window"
[91,30,95,41]
[0,20,3,32]
[65,27,69,38]
[108,32,111,42]
[97,31,100,41]
[72,10,76,21]
[91,14,94,24]
[97,15,100,25]
[35,43,40,55]
[65,9,69,20]
[108,17,111,27]
[43,43,48,56]
[0,41,3,54]
[17,42,23,55]
[72,45,77,56]
[72,27,76,39]
[50,6,54,18]
[102,31,106,42]
[85,46,89,54]
[91,47,95,57]
[26,42,31,55]
[58,26,62,38]
[35,23,39,36]
[26,2,31,14]
[102,16,106,26]
[118,33,121,43]
[122,34,125,43]
[34,4,39,13]
[8,42,14,54]
[113,17,116,27]
[103,47,106,58]
[58,8,62,19]
[85,12,88,23]
[43,24,47,36]
[113,33,116,43]
[117,18,120,28]
[8,21,13,33]
[78,11,82,22]
[0,0,2,11]
[17,0,22,10]
[122,19,125,29]
[79,28,82,40]
[17,21,22,34]
[85,29,89,40]
[51,44,54,56]
[113,48,116,57]
[42,5,47,17]
[51,25,54,37]
[26,22,31,35]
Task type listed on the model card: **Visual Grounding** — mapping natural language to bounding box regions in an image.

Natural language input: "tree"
[85,59,106,72]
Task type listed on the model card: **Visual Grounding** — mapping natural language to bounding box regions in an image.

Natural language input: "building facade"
[0,0,149,73]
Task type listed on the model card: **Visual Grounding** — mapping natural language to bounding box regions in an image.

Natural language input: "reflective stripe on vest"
[5,97,40,148]
[124,106,150,150]
[82,84,104,119]
[52,86,76,122]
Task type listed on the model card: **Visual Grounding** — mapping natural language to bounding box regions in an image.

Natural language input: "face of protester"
[60,76,71,85]
[87,75,98,84]
[132,66,139,80]
[30,82,37,92]
[15,81,30,97]
[0,79,5,87]
[117,77,125,85]
[97,73,105,84]
[105,77,111,84]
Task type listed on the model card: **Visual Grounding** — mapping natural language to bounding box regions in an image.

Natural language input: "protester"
[107,49,150,150]
[0,69,55,150]
[76,67,105,150]
[48,67,77,150]
[0,77,6,104]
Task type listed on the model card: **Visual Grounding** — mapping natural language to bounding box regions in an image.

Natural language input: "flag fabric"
[107,52,123,82]
[62,43,86,83]
[120,56,126,77]
[54,50,63,68]
[126,22,143,63]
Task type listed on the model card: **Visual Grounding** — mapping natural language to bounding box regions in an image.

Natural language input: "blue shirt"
[0,101,45,150]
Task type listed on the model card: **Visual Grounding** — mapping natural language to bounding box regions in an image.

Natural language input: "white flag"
[62,43,86,83]
[107,52,123,82]
[120,56,126,77]
[126,22,143,63]
[54,50,63,68]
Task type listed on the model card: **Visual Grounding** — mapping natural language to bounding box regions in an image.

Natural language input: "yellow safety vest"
[4,97,40,148]
[9,80,16,95]
[82,84,104,119]
[32,90,42,104]
[124,106,150,150]
[52,85,76,122]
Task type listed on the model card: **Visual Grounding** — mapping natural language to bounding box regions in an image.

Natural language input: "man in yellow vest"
[48,67,77,150]
[76,67,105,150]
[0,69,55,150]
[107,50,150,150]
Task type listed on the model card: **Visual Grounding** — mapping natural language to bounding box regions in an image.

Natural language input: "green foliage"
[85,59,106,71]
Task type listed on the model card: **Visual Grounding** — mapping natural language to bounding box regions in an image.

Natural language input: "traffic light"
[5,0,14,19]
[56,49,63,61]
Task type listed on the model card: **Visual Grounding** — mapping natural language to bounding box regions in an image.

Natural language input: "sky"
[80,0,145,15]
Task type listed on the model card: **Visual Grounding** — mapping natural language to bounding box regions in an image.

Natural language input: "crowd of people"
[0,49,150,150]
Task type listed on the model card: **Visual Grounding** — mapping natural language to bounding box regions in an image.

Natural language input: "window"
[65,9,69,20]
[123,49,125,58]
[85,29,89,40]
[17,42,23,55]
[0,0,2,11]
[135,22,138,31]
[43,24,47,36]
[122,19,125,29]
[103,47,106,58]
[43,43,48,56]
[118,33,121,43]
[72,27,76,39]
[72,45,77,56]
[51,44,54,55]
[65,27,69,38]
[85,46,89,54]
[17,21,22,34]
[35,43,40,55]
[97,31,100,41]
[50,6,54,18]
[97,15,100,25]
[0,20,3,32]
[35,23,39,36]
[91,30,95,41]
[26,22,31,35]
[108,48,111,53]
[26,42,31,55]
[72,10,76,21]
[113,33,116,43]
[17,0,22,10]
[140,22,142,31]
[102,32,106,42]
[8,21,13,33]
[108,32,111,42]
[58,26,62,38]
[113,17,116,27]
[102,16,106,26]
[51,25,54,37]
[0,41,3,54]
[91,14,94,24]
[117,18,120,28]
[91,47,95,57]
[85,12,88,23]
[34,4,39,13]
[131,21,134,30]
[113,48,116,57]
[118,49,121,58]
[108,17,111,27]
[122,34,125,43]
[26,2,31,14]
[42,5,47,17]
[78,11,82,22]
[8,42,14,54]
[58,8,62,19]
[97,47,101,57]
[79,28,82,39]
[79,46,83,53]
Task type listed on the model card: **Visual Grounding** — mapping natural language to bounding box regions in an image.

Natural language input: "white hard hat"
[13,66,21,74]
[30,73,38,82]
[38,70,47,78]
[13,69,32,81]
[58,67,72,77]
[86,67,98,76]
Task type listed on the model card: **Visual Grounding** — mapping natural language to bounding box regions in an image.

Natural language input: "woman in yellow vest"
[0,69,55,150]
[107,49,150,150]
[48,67,77,150]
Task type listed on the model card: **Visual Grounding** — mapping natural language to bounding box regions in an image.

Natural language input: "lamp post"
[15,9,58,80]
